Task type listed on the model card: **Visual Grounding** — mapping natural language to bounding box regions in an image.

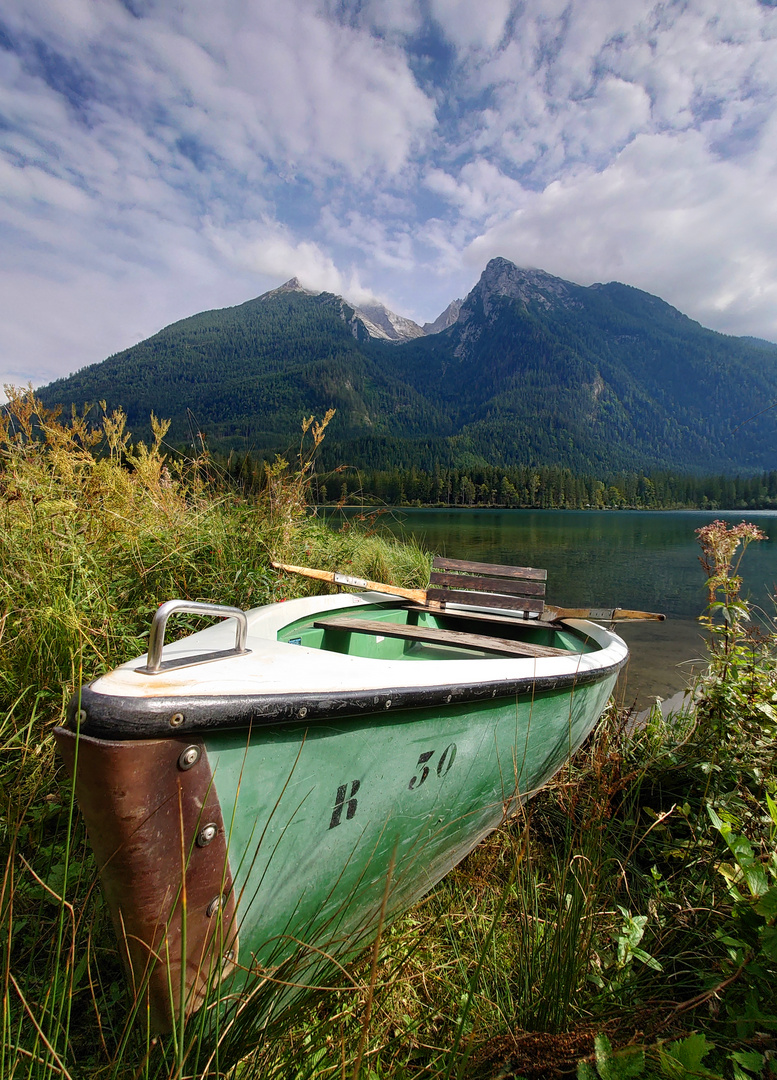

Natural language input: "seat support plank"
[429,571,546,598]
[313,617,568,658]
[432,556,547,582]
[425,588,545,614]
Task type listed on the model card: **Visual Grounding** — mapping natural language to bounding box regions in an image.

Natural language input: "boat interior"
[277,557,596,662]
[277,603,596,662]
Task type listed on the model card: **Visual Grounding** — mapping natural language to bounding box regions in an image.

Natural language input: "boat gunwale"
[68,651,627,739]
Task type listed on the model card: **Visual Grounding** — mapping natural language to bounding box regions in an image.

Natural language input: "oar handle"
[271,561,428,603]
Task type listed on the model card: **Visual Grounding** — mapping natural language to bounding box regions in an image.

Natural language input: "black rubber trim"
[66,654,626,740]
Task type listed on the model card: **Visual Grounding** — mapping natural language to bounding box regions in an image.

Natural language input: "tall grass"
[0,388,429,1078]
[2,390,776,1078]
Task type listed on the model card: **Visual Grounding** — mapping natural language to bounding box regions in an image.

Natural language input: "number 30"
[408,743,457,790]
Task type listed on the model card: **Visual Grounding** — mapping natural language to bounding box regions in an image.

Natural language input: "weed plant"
[234,520,777,1080]
[0,388,428,1078]
[2,389,776,1078]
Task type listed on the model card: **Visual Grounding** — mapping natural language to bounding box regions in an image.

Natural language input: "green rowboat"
[55,578,629,1030]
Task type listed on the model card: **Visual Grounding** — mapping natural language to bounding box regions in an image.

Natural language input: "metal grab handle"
[141,600,249,675]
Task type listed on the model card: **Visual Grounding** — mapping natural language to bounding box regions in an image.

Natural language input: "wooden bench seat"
[426,556,547,616]
[313,616,568,659]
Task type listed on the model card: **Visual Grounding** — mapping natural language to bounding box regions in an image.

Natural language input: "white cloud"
[429,0,513,51]
[2,0,437,181]
[204,219,347,294]
[466,129,777,339]
[320,206,417,270]
[0,0,441,384]
[351,0,423,39]
[3,0,777,392]
[461,0,777,177]
[424,160,525,222]
[565,78,652,160]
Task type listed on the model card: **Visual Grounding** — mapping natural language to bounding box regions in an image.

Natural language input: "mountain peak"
[258,278,423,342]
[353,301,425,342]
[452,258,584,357]
[479,258,579,309]
[275,276,309,293]
[34,256,777,475]
[423,299,463,335]
[262,276,317,300]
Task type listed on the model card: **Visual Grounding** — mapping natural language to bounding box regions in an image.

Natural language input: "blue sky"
[2,0,777,389]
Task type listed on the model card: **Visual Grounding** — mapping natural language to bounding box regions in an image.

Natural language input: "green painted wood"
[58,588,626,1026]
[205,668,617,993]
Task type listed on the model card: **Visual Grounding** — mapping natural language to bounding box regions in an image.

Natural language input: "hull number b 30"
[328,743,458,829]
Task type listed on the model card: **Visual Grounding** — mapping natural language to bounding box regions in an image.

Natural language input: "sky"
[2,0,777,390]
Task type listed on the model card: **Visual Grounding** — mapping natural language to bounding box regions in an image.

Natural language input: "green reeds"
[0,387,430,1078]
[2,387,776,1078]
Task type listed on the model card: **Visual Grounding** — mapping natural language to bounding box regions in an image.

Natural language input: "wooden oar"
[271,562,666,622]
[540,606,665,623]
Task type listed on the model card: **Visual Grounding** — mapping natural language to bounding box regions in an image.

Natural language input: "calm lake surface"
[336,508,777,709]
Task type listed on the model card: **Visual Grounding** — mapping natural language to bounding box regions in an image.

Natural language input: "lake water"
[334,508,777,709]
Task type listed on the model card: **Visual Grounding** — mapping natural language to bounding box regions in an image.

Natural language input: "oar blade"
[543,606,666,622]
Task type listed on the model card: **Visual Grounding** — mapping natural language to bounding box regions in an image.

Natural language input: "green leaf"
[731,1051,764,1074]
[666,1034,714,1074]
[755,885,777,919]
[594,1036,646,1080]
[631,947,663,972]
[709,809,769,896]
[718,933,748,949]
[595,1035,616,1080]
[760,925,777,960]
[745,866,769,898]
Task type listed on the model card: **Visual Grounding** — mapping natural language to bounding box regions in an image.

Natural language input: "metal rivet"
[298,706,308,718]
[196,822,218,847]
[177,745,201,771]
[77,709,87,724]
[385,699,392,708]
[206,894,226,918]
[170,712,184,727]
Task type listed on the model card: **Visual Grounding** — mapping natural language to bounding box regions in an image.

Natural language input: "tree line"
[220,453,777,511]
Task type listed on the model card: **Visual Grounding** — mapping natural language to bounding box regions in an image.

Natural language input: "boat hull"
[55,593,626,1029]
[204,669,616,961]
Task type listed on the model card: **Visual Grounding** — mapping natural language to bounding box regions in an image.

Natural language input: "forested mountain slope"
[39,288,436,456]
[383,259,777,473]
[38,259,777,474]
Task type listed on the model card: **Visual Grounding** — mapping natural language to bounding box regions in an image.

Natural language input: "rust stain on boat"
[54,727,238,1031]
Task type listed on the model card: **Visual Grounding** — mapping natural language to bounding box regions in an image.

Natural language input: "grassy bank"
[2,390,776,1078]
